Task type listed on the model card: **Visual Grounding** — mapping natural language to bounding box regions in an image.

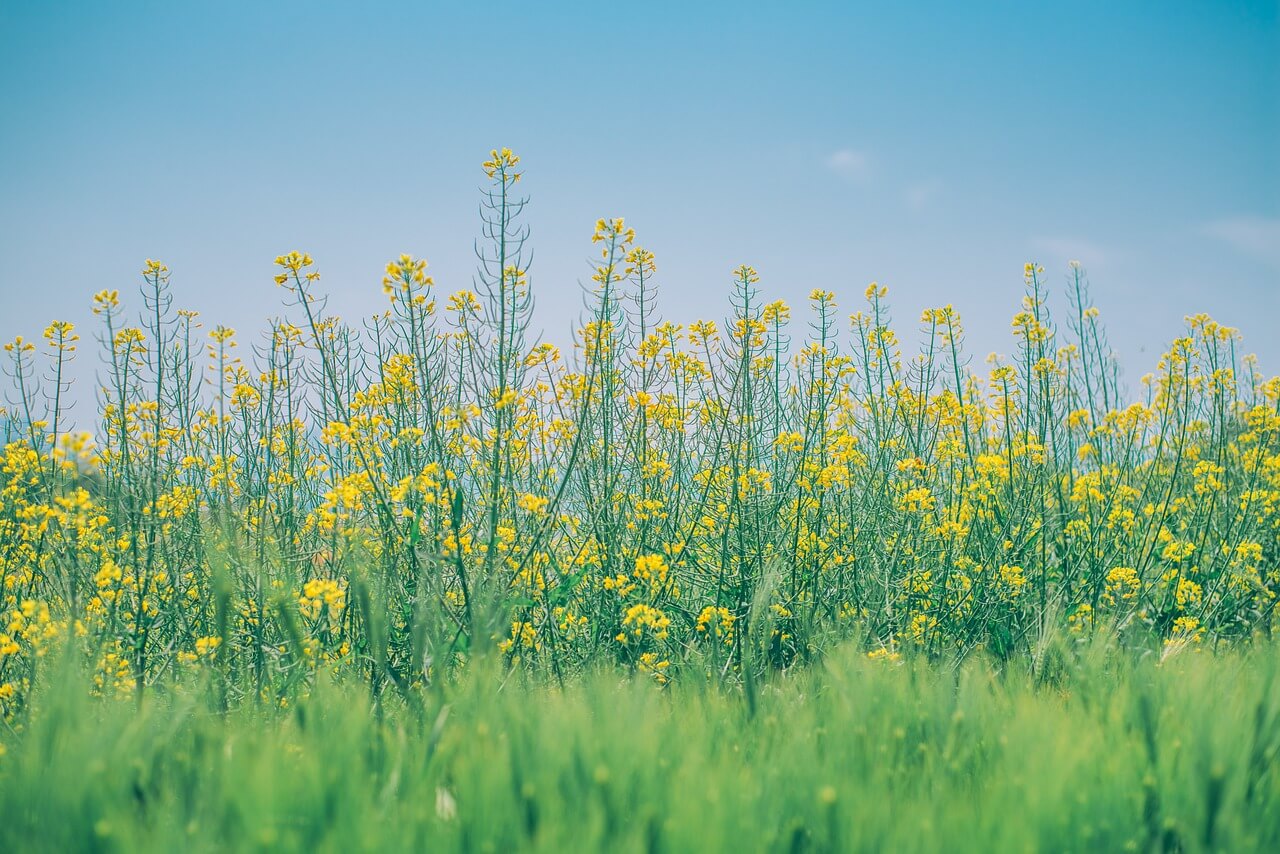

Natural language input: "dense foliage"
[2,645,1279,852]
[1,149,1278,713]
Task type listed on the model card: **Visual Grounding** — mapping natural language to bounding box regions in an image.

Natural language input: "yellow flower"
[482,147,522,180]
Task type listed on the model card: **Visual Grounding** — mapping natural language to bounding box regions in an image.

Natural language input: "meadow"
[2,645,1279,852]
[1,148,1278,850]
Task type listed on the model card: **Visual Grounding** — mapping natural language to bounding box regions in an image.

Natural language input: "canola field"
[1,149,1278,851]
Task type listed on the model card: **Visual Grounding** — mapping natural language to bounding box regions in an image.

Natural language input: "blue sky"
[1,0,1277,422]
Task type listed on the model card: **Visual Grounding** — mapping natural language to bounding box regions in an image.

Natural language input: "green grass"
[3,640,1278,853]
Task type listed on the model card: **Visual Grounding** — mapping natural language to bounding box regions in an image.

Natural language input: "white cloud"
[1030,236,1109,268]
[903,181,940,212]
[1203,216,1280,270]
[825,148,871,181]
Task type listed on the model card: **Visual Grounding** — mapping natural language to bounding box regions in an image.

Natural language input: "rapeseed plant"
[0,147,1277,716]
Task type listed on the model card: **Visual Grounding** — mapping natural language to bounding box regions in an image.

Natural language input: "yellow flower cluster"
[0,148,1276,699]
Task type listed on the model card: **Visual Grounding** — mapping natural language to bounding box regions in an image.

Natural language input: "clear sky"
[1,0,1277,424]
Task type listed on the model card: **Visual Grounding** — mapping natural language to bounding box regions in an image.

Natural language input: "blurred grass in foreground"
[2,639,1278,853]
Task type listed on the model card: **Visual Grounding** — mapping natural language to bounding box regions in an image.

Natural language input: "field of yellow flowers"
[1,149,1279,850]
